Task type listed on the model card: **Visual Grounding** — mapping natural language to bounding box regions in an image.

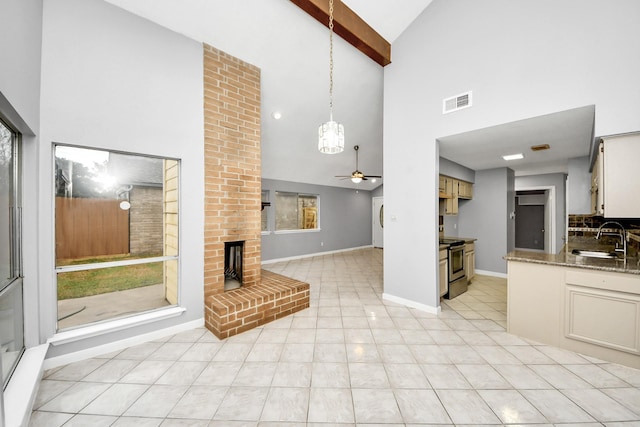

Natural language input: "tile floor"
[29,248,640,426]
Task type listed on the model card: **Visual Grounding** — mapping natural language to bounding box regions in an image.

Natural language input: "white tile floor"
[29,248,640,426]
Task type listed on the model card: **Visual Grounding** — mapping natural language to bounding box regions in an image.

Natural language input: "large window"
[275,192,319,231]
[0,118,23,388]
[54,146,179,330]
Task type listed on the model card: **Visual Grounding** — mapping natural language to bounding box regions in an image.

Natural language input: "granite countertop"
[442,236,477,243]
[505,249,640,275]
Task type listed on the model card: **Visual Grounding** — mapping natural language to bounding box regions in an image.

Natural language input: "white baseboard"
[43,317,204,370]
[261,245,373,265]
[475,269,507,279]
[382,293,440,315]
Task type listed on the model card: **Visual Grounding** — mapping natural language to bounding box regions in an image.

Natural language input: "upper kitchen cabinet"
[439,175,473,215]
[458,180,473,199]
[591,132,640,218]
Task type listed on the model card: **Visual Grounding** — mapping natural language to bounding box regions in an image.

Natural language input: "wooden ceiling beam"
[290,0,391,66]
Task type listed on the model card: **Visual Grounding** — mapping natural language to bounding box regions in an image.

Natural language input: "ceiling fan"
[335,145,382,184]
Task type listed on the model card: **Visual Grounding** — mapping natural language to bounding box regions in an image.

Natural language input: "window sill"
[274,229,321,235]
[49,306,186,346]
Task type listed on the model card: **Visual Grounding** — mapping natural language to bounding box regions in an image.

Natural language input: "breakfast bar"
[505,249,640,369]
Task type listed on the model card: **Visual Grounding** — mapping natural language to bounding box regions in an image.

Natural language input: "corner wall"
[384,0,640,307]
[40,0,204,357]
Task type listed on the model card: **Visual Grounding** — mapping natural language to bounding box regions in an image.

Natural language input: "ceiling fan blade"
[364,175,382,178]
[334,175,351,178]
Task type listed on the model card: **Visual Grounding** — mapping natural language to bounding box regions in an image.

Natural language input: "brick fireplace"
[202,44,309,339]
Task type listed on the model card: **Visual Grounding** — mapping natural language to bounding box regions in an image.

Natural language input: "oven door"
[448,245,465,282]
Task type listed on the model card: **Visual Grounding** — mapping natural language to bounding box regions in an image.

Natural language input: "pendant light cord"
[328,0,335,122]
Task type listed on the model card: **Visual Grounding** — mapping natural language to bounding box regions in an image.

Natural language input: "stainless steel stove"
[439,238,468,299]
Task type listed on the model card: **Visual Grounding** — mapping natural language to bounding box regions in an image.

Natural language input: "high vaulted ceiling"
[105,0,434,189]
[105,0,594,188]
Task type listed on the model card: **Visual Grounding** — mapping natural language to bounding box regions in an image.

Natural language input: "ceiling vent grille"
[443,91,472,114]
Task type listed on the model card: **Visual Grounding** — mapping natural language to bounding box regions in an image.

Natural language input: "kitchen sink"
[571,249,619,259]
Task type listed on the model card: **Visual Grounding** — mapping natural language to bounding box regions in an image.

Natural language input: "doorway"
[515,188,554,252]
[372,197,383,248]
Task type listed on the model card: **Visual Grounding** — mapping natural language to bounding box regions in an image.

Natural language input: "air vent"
[443,91,472,114]
[530,144,550,151]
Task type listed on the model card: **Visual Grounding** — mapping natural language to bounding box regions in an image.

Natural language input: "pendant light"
[318,0,345,154]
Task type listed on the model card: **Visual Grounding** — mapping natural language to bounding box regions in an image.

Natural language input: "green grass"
[57,255,164,300]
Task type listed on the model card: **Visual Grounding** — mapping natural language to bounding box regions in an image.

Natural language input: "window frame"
[274,191,320,233]
[261,190,270,234]
[53,143,181,331]
[0,116,24,389]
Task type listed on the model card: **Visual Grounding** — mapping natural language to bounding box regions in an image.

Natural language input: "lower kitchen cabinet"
[508,260,640,369]
[465,242,475,283]
[439,248,448,297]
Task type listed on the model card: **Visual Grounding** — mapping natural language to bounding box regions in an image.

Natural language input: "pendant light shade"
[318,0,344,154]
[318,120,344,154]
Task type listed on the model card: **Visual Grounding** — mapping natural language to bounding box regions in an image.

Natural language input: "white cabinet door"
[602,133,640,217]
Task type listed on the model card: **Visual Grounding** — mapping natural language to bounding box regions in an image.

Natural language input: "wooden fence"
[55,197,129,261]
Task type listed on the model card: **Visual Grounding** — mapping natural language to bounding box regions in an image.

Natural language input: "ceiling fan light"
[351,176,362,184]
[318,120,345,154]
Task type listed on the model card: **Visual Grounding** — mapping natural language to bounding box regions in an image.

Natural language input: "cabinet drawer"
[565,269,640,294]
[465,242,474,252]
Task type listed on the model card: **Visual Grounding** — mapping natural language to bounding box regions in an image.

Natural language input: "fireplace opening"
[224,241,244,291]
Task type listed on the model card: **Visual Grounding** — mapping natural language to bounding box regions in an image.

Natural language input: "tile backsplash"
[568,214,640,256]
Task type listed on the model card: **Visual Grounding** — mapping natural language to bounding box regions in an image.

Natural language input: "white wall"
[384,0,640,309]
[40,0,204,357]
[0,0,43,353]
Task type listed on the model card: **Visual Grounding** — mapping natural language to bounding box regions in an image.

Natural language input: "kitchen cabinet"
[458,181,473,199]
[591,142,603,215]
[439,175,473,215]
[445,178,458,215]
[439,248,448,297]
[591,132,640,217]
[464,242,475,283]
[508,260,640,369]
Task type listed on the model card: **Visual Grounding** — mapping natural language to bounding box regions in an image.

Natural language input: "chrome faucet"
[596,221,627,259]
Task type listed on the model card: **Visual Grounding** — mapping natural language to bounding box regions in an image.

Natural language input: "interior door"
[372,197,383,248]
[515,200,545,250]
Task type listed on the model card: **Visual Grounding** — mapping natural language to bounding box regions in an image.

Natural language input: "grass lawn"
[57,255,164,300]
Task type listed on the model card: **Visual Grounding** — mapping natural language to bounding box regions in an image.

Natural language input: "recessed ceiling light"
[502,153,524,161]
[371,178,377,183]
[271,111,282,120]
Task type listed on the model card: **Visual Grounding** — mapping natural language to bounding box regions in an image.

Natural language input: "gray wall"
[262,179,373,261]
[458,168,514,275]
[384,0,640,309]
[371,184,384,198]
[439,157,475,183]
[515,173,567,254]
[568,156,592,214]
[40,0,204,358]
